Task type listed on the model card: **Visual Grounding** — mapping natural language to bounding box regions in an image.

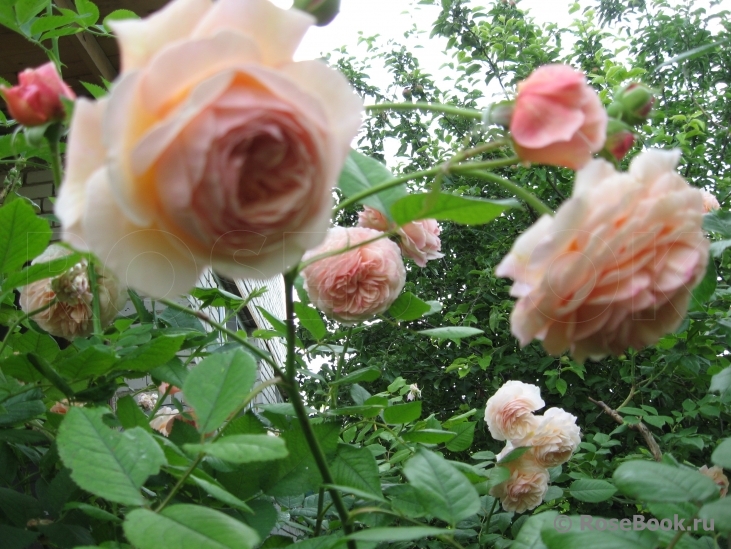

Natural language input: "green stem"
[283,270,356,549]
[464,170,554,216]
[329,326,353,409]
[314,487,326,536]
[0,299,57,361]
[86,261,103,337]
[46,124,63,190]
[156,452,204,512]
[365,102,483,120]
[484,497,499,533]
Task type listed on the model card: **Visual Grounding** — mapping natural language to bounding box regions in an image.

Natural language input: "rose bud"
[293,0,340,26]
[0,62,75,126]
[603,119,635,161]
[607,83,655,125]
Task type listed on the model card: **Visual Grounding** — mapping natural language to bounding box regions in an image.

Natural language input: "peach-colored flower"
[515,408,581,467]
[19,245,127,340]
[358,206,443,267]
[510,64,607,169]
[496,149,709,362]
[700,465,728,497]
[490,463,549,513]
[159,382,181,396]
[484,380,544,441]
[150,407,197,436]
[302,227,406,323]
[701,190,720,213]
[0,62,75,126]
[55,0,362,299]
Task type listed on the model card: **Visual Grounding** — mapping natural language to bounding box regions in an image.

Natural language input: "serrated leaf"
[116,335,185,372]
[330,366,380,385]
[184,349,258,434]
[151,358,188,390]
[0,200,51,273]
[123,505,260,549]
[383,401,422,424]
[116,395,153,433]
[337,150,406,220]
[392,192,515,225]
[331,444,382,499]
[56,345,117,379]
[57,407,165,506]
[294,302,327,340]
[402,429,457,443]
[388,292,431,321]
[445,421,476,452]
[613,461,719,503]
[185,434,288,464]
[569,479,617,502]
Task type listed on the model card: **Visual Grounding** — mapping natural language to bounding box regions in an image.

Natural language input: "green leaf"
[337,150,406,220]
[711,438,731,469]
[445,421,476,452]
[346,527,453,542]
[331,443,383,498]
[14,0,48,24]
[418,326,484,340]
[0,200,51,274]
[330,366,380,385]
[151,358,188,390]
[116,395,153,433]
[57,407,165,506]
[690,260,716,310]
[185,471,253,512]
[403,448,481,525]
[392,192,515,225]
[64,502,122,523]
[56,345,117,379]
[402,429,457,443]
[0,486,43,527]
[710,367,731,394]
[383,401,422,424]
[102,8,138,31]
[185,434,288,464]
[116,335,185,372]
[498,446,531,464]
[569,479,617,503]
[388,292,432,321]
[511,511,557,549]
[0,525,39,549]
[29,14,75,35]
[0,388,45,426]
[2,252,82,292]
[704,210,731,237]
[123,505,260,549]
[294,302,327,340]
[698,498,731,533]
[74,0,99,25]
[613,461,719,503]
[541,522,658,549]
[184,349,258,434]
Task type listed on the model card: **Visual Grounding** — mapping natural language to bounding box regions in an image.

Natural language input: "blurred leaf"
[613,461,719,503]
[569,479,617,503]
[0,200,51,273]
[383,401,422,424]
[389,292,432,321]
[185,434,288,464]
[392,192,515,225]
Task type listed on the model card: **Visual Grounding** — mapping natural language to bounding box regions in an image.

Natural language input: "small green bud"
[293,0,340,26]
[608,83,655,125]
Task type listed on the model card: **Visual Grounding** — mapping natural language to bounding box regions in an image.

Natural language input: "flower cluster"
[484,381,581,513]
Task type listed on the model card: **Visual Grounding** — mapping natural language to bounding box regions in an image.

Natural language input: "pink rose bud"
[607,83,655,125]
[701,189,720,213]
[302,227,406,323]
[604,119,635,161]
[293,0,340,25]
[509,64,607,169]
[0,62,75,126]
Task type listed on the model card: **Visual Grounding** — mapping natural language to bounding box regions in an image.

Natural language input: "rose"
[699,465,729,497]
[55,0,363,299]
[19,245,127,340]
[489,464,549,513]
[515,408,581,467]
[509,64,607,169]
[357,206,444,267]
[0,62,75,126]
[301,227,406,323]
[496,149,709,362]
[701,190,720,213]
[484,380,544,441]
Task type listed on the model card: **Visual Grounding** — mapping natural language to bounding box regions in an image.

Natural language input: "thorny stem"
[86,261,103,337]
[283,270,356,549]
[365,102,483,120]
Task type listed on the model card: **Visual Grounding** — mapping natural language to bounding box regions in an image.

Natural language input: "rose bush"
[55,0,362,298]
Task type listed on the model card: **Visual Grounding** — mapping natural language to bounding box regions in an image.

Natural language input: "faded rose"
[19,245,126,340]
[302,227,406,323]
[510,64,607,169]
[700,465,729,497]
[55,0,362,299]
[484,380,544,441]
[516,407,581,467]
[0,62,75,126]
[496,149,709,362]
[701,190,720,213]
[490,464,549,513]
[357,206,443,267]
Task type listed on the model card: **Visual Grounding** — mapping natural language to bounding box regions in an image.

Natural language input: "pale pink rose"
[358,206,443,267]
[406,383,421,401]
[490,463,549,513]
[55,0,362,299]
[701,190,720,213]
[0,62,75,126]
[302,227,406,323]
[484,380,544,441]
[515,407,581,467]
[510,64,607,169]
[496,149,710,362]
[19,245,127,340]
[700,465,729,497]
[150,407,198,437]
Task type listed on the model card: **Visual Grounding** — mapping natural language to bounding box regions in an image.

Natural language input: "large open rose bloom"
[496,149,709,362]
[302,227,406,323]
[55,0,362,298]
[490,463,549,513]
[514,407,581,468]
[484,380,544,441]
[510,64,607,169]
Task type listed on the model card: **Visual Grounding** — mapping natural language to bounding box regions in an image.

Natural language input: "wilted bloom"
[137,393,158,411]
[55,0,362,299]
[701,190,720,213]
[406,383,421,401]
[358,206,443,267]
[302,227,406,323]
[496,149,709,362]
[700,465,728,497]
[484,380,544,441]
[509,64,607,169]
[19,245,127,340]
[515,407,581,467]
[490,463,549,513]
[0,62,75,126]
[49,400,84,414]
